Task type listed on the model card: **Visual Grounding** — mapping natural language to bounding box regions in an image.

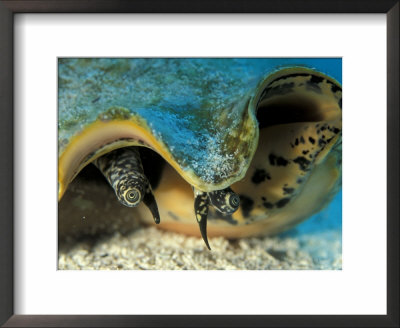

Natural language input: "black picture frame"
[0,1,398,327]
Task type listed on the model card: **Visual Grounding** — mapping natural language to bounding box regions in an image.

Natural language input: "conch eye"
[124,188,141,206]
[229,193,240,209]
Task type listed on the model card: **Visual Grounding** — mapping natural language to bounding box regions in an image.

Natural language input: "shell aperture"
[94,147,161,224]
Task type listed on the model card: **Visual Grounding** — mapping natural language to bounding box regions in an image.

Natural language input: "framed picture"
[0,1,398,327]
[57,57,343,269]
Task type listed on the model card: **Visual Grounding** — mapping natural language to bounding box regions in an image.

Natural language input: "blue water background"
[282,190,342,236]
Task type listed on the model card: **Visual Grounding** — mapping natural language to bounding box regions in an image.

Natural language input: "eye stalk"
[208,187,240,215]
[193,186,240,250]
[94,146,160,224]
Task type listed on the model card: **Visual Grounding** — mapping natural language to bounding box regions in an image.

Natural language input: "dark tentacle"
[142,185,160,224]
[193,188,211,250]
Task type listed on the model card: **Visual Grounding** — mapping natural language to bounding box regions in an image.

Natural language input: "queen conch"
[58,58,342,249]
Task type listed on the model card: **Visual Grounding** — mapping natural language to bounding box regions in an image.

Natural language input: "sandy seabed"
[58,230,342,270]
[58,221,341,270]
[58,183,342,271]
